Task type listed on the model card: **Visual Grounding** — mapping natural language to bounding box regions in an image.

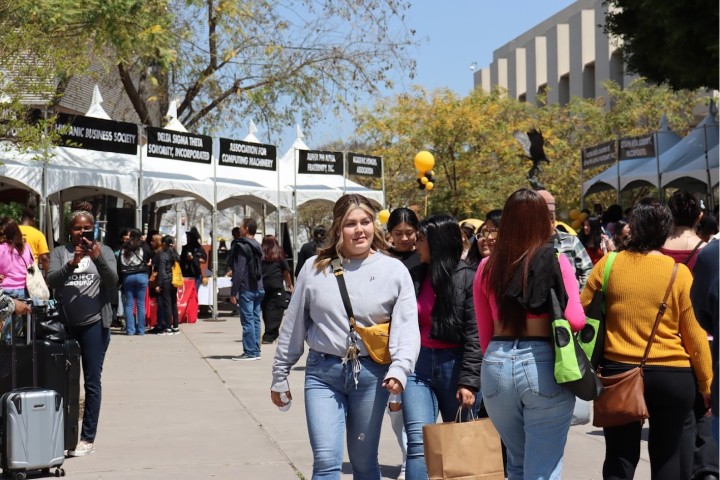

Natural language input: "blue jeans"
[402,347,479,480]
[238,289,264,357]
[2,289,28,342]
[122,273,148,335]
[67,320,111,443]
[482,339,574,480]
[304,350,389,480]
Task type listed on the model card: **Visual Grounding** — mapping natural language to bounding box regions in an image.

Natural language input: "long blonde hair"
[314,194,387,272]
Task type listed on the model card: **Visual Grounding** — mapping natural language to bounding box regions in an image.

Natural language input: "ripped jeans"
[304,349,390,480]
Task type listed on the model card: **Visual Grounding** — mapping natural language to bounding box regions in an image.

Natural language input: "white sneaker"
[68,440,95,457]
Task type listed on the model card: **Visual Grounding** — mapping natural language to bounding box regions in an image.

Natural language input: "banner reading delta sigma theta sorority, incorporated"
[218,138,277,171]
[56,114,138,155]
[146,126,212,164]
[347,153,382,178]
[297,150,343,175]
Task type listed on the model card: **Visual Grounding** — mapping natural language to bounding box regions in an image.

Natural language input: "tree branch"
[118,62,151,125]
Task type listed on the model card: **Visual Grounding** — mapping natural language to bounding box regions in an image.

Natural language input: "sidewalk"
[63,310,650,479]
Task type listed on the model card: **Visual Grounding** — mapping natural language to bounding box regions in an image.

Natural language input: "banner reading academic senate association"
[218,138,277,171]
[56,114,138,155]
[146,126,212,164]
[347,153,382,178]
[297,150,343,175]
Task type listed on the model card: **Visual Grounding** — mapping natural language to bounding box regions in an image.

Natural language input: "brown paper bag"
[422,417,505,480]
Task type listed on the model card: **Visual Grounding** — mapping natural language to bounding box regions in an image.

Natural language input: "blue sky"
[269,0,576,152]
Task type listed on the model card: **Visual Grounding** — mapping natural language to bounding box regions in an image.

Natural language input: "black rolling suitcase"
[0,305,65,479]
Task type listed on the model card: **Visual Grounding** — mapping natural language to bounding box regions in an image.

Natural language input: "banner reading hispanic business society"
[297,150,343,175]
[56,114,138,155]
[218,138,277,171]
[347,153,382,178]
[146,126,212,164]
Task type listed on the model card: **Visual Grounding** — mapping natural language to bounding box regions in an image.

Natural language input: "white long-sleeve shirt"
[271,251,420,392]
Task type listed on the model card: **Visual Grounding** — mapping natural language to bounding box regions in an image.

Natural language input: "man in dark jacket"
[230,218,264,361]
[294,225,326,278]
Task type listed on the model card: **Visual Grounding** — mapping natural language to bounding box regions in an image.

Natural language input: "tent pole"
[655,131,662,201]
[292,148,298,272]
[381,155,386,208]
[136,124,144,230]
[211,136,218,321]
[615,135,621,205]
[703,125,714,212]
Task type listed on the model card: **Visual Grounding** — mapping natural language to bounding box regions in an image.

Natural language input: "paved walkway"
[62,309,650,479]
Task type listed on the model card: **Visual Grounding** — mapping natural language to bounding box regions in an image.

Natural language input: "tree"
[353,82,703,219]
[604,0,719,91]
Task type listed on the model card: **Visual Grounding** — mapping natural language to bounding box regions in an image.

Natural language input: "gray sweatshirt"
[271,251,420,392]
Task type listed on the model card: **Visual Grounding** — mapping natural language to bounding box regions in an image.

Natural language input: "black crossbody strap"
[330,258,356,331]
[683,240,704,265]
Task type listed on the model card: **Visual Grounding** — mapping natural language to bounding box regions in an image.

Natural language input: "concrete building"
[474,0,634,106]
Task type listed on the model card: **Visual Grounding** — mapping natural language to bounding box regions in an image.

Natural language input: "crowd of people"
[0,188,715,480]
[266,190,717,480]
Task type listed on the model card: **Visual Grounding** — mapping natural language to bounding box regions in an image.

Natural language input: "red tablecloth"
[145,278,198,327]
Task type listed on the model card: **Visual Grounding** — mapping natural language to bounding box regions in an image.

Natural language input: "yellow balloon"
[378,209,390,224]
[414,151,435,172]
[571,219,583,230]
[428,170,435,177]
[579,212,589,221]
[425,181,434,191]
[420,176,428,185]
[569,209,580,220]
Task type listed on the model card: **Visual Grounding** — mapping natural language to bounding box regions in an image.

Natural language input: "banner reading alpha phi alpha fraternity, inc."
[297,150,343,175]
[146,126,212,164]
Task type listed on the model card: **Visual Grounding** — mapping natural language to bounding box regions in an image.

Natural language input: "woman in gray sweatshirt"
[271,194,420,479]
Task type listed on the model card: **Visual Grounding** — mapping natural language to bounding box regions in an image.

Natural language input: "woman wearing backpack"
[151,236,180,335]
[118,228,153,336]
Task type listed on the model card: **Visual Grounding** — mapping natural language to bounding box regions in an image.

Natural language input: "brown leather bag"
[593,263,678,428]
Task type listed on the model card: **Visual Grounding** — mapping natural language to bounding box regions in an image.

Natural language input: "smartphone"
[81,231,95,243]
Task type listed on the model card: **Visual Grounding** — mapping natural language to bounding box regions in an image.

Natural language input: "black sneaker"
[171,327,180,334]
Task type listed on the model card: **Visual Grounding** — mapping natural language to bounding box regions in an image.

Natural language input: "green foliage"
[354,82,702,219]
[0,202,24,221]
[604,0,719,90]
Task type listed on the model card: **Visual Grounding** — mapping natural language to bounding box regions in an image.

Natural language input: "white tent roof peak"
[85,84,111,120]
[163,100,187,132]
[659,114,669,131]
[710,98,718,117]
[243,120,260,143]
[296,124,305,141]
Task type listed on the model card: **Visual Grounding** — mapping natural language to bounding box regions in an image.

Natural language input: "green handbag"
[578,252,616,368]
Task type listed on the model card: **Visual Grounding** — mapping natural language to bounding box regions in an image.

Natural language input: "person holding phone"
[48,204,117,457]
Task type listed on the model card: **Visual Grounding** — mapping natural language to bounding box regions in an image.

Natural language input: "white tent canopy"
[662,143,719,191]
[278,127,384,208]
[619,113,719,192]
[582,116,681,196]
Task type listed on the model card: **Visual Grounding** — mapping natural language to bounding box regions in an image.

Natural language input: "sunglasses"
[475,228,498,240]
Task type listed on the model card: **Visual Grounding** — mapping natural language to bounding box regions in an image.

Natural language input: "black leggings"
[601,365,697,480]
[157,283,178,330]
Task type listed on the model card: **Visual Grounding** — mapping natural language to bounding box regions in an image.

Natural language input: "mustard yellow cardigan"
[581,251,712,395]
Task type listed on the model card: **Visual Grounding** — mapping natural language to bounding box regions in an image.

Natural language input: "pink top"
[0,243,35,290]
[417,276,462,349]
[473,254,585,352]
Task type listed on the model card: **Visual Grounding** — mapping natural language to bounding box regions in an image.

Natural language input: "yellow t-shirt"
[19,225,49,259]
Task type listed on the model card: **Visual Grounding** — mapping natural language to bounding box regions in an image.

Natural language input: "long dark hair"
[262,235,286,263]
[578,215,603,249]
[122,228,143,258]
[0,218,24,254]
[484,189,553,335]
[418,214,463,322]
[387,207,419,233]
[668,190,701,227]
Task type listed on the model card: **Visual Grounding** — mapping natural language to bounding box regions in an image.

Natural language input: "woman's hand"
[456,387,476,407]
[383,377,403,395]
[71,244,86,267]
[12,299,31,316]
[85,239,102,260]
[271,390,292,408]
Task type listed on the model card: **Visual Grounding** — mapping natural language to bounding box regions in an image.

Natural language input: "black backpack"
[234,239,262,281]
